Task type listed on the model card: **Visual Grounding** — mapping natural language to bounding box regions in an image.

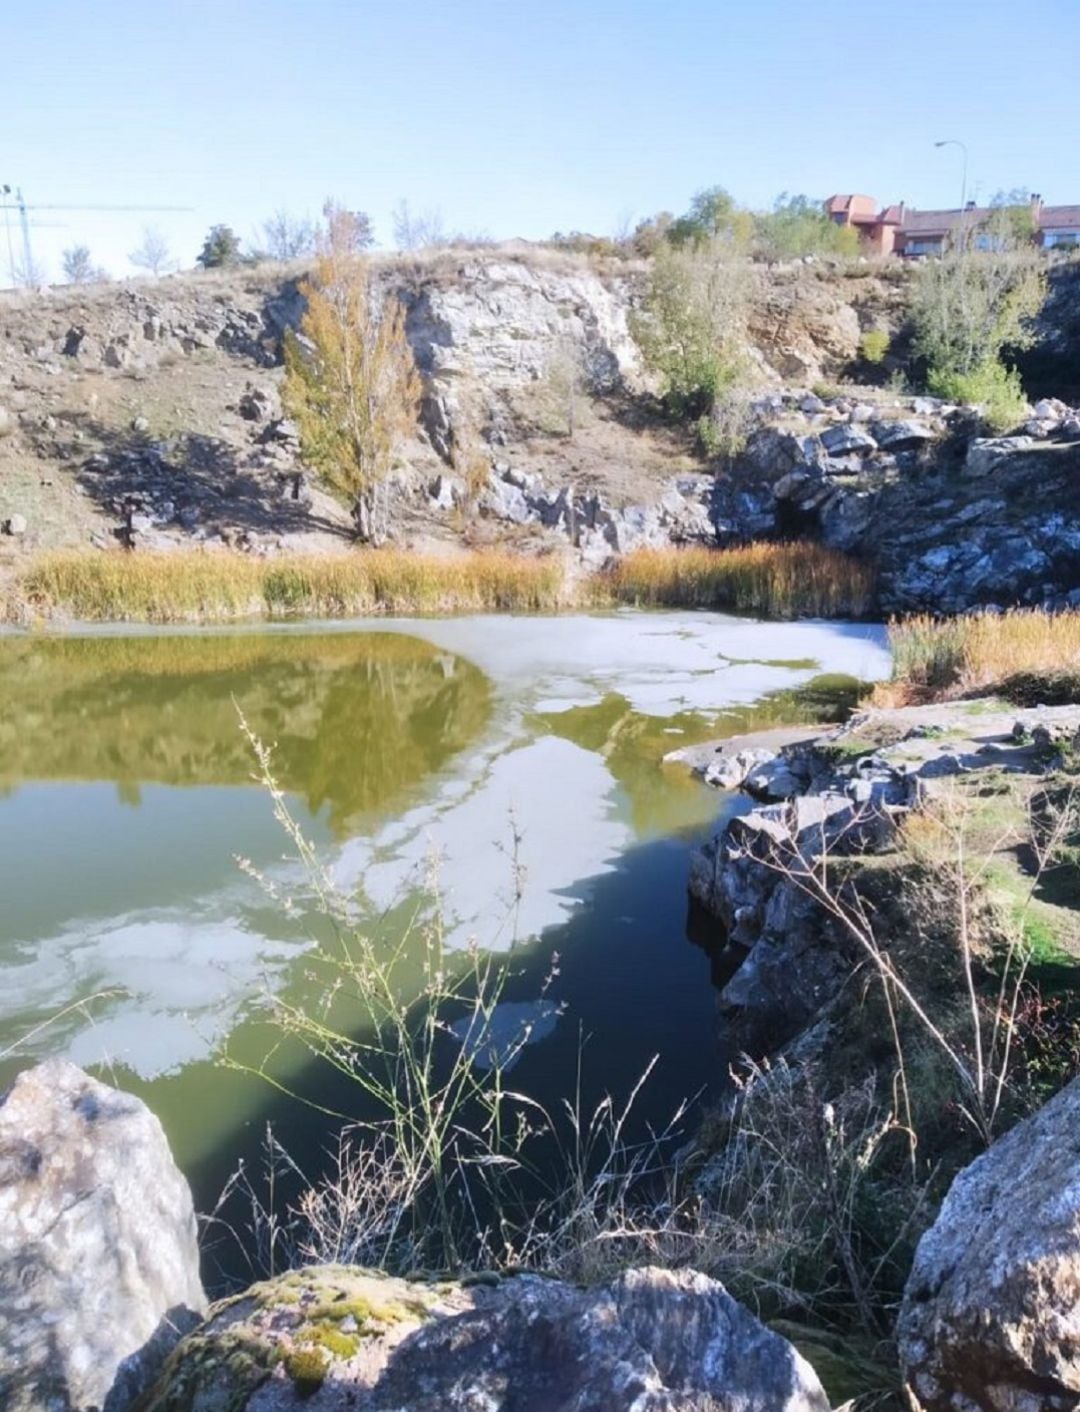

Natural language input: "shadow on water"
[171,811,737,1294]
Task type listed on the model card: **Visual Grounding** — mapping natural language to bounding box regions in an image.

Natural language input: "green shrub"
[196,224,243,269]
[859,329,890,365]
[630,241,750,426]
[912,246,1045,428]
[927,360,1028,432]
[753,194,860,260]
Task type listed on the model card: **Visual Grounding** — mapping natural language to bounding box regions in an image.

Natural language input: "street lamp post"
[935,139,970,248]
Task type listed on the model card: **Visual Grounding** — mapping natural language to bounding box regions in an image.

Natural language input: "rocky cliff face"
[713,392,1080,613]
[395,254,643,457]
[686,700,1080,1054]
[1,249,1077,615]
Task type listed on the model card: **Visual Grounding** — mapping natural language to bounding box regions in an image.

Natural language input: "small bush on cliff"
[912,244,1045,429]
[283,204,422,541]
[630,240,751,456]
[927,359,1028,433]
[859,329,890,365]
[196,224,243,269]
[753,194,860,261]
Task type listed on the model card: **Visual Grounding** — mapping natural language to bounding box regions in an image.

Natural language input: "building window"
[1045,230,1080,248]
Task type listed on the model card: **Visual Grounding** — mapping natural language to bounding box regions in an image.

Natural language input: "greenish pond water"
[0,612,889,1256]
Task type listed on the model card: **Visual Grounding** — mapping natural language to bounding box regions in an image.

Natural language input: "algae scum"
[0,612,889,1258]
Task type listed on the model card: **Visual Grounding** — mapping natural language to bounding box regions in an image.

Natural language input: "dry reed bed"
[7,541,877,624]
[604,543,877,618]
[888,609,1080,698]
[12,549,567,622]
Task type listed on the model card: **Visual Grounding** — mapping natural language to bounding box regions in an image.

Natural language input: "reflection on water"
[0,613,890,1201]
[0,632,492,1087]
[0,633,492,835]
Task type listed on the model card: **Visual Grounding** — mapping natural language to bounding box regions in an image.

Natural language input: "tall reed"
[600,543,877,619]
[888,609,1080,698]
[15,548,568,622]
[9,541,877,624]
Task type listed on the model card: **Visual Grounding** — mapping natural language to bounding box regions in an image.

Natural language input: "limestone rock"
[820,424,876,457]
[480,473,532,524]
[743,756,806,801]
[899,1072,1080,1412]
[402,259,641,459]
[238,384,277,422]
[0,1060,206,1412]
[702,747,777,791]
[870,419,936,451]
[145,1263,829,1411]
[963,436,1033,478]
[4,513,27,536]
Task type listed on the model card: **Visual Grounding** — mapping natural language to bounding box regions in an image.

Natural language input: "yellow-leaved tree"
[284,202,421,542]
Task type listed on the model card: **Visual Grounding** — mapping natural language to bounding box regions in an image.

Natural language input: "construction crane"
[0,186,68,282]
[0,187,193,285]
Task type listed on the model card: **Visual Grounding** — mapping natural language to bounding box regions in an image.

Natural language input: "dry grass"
[7,541,878,624]
[886,610,1080,700]
[601,543,877,619]
[12,548,568,623]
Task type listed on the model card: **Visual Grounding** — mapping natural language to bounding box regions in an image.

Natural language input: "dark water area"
[0,612,889,1289]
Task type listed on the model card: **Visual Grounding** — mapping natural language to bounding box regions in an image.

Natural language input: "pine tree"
[196,224,243,269]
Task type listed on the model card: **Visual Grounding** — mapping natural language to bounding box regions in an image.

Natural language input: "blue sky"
[5,0,1079,281]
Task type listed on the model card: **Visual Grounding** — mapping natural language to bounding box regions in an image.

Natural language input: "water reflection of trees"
[0,633,492,836]
[537,674,862,837]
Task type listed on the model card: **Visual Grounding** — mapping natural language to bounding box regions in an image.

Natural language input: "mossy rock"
[139,1266,459,1412]
[140,1264,832,1411]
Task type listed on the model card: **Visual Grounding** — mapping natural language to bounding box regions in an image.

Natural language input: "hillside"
[1,248,1077,613]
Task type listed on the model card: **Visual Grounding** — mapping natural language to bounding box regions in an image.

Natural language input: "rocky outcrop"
[145,1262,829,1411]
[465,462,716,564]
[4,255,1078,608]
[714,392,1080,613]
[398,256,642,459]
[0,1060,206,1412]
[898,1072,1080,1412]
[688,702,1080,1054]
[746,260,912,386]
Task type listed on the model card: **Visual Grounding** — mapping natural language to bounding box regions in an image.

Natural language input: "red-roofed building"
[824,193,1080,256]
[824,194,903,254]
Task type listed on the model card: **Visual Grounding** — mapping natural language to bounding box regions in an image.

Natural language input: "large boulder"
[899,1072,1080,1411]
[145,1262,829,1411]
[0,1060,206,1412]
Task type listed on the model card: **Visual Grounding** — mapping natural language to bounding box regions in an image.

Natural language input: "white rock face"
[899,1071,1080,1412]
[0,1060,206,1412]
[406,258,641,388]
[400,258,641,456]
